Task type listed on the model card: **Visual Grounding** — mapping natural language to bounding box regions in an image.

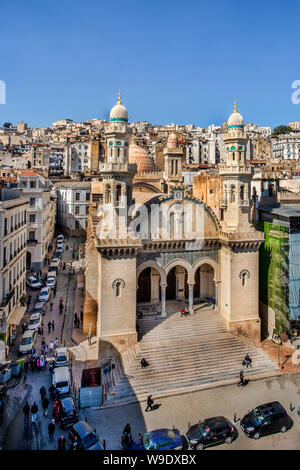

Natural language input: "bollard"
[103,439,106,450]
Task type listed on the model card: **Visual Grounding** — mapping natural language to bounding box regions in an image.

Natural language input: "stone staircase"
[104,306,278,407]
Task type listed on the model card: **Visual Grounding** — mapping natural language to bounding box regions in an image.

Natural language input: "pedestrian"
[22,322,27,334]
[48,321,52,334]
[58,435,66,450]
[42,396,49,417]
[36,357,40,371]
[31,401,38,424]
[24,357,29,375]
[238,370,245,387]
[32,356,37,372]
[40,354,45,370]
[53,401,60,423]
[66,245,68,251]
[180,307,185,317]
[49,384,55,401]
[244,354,252,368]
[52,320,55,331]
[53,286,57,297]
[63,262,66,270]
[74,312,78,328]
[50,301,53,311]
[44,343,48,355]
[59,296,63,304]
[71,436,79,451]
[72,250,75,260]
[49,341,54,354]
[48,419,55,442]
[77,317,80,329]
[122,423,132,450]
[145,394,154,412]
[31,346,35,356]
[141,358,149,368]
[59,303,64,315]
[23,401,30,424]
[40,322,44,335]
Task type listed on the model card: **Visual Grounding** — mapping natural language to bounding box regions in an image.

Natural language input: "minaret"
[163,132,183,192]
[99,92,136,210]
[219,100,252,232]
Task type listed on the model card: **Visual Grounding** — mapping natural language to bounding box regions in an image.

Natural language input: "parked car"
[52,366,70,396]
[57,234,64,242]
[186,416,237,450]
[240,402,292,439]
[19,330,36,355]
[55,347,68,368]
[46,277,56,289]
[131,429,183,450]
[68,421,104,450]
[26,276,43,290]
[49,261,59,272]
[34,301,46,316]
[58,396,79,428]
[57,243,63,250]
[28,313,42,331]
[38,287,51,303]
[52,257,60,263]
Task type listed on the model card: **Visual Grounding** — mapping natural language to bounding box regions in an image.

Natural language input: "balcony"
[1,287,15,308]
[26,239,39,246]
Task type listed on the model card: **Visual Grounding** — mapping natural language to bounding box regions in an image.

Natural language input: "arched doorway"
[166,266,188,300]
[194,263,215,301]
[137,267,161,303]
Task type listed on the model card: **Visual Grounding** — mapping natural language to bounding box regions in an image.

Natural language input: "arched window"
[115,281,121,297]
[242,272,247,287]
[240,185,245,201]
[230,185,235,203]
[117,147,120,157]
[232,152,235,161]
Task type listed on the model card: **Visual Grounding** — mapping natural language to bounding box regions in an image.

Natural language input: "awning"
[6,306,27,325]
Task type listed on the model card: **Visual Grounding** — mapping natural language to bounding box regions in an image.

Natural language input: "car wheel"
[196,443,204,450]
[253,432,260,439]
[225,437,232,444]
[281,426,287,433]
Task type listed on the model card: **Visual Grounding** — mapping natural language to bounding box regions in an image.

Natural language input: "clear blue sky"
[1,0,300,128]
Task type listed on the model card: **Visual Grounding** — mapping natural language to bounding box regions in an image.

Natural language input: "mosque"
[83,94,264,358]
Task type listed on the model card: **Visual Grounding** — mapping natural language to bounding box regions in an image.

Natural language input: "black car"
[186,416,237,450]
[240,401,292,439]
[69,420,104,450]
[58,397,79,428]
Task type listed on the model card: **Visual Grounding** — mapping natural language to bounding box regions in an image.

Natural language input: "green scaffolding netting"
[260,222,288,334]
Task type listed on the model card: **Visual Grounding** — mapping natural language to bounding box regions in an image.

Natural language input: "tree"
[272,125,293,136]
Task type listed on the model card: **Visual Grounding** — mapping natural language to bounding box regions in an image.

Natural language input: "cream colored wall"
[98,256,137,339]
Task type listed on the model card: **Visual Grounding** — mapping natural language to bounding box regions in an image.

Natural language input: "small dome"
[228,100,244,128]
[129,143,155,173]
[109,92,128,122]
[167,132,178,149]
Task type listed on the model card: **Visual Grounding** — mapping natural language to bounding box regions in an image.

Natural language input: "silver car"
[38,287,51,302]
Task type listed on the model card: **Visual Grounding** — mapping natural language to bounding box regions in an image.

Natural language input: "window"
[29,231,35,241]
[86,192,90,201]
[86,206,89,215]
[76,193,80,201]
[30,197,35,207]
[240,185,245,201]
[75,206,80,215]
[75,220,80,230]
[29,214,36,223]
[30,181,36,188]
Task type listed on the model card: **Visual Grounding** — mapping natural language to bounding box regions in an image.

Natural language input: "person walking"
[53,286,57,297]
[238,370,245,387]
[48,321,52,334]
[53,401,60,423]
[31,402,38,424]
[71,436,79,451]
[42,396,49,417]
[50,301,54,312]
[122,423,132,450]
[59,296,63,304]
[49,340,54,354]
[59,303,64,315]
[23,401,30,425]
[145,394,154,412]
[58,435,66,450]
[244,354,252,368]
[52,320,55,331]
[48,419,55,442]
[54,337,58,349]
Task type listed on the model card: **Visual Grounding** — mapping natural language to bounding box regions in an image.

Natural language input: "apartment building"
[55,181,90,236]
[272,133,300,160]
[64,142,92,174]
[0,196,28,352]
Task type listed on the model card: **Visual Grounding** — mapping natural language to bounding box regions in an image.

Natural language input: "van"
[19,330,36,355]
[52,366,70,396]
[49,260,59,273]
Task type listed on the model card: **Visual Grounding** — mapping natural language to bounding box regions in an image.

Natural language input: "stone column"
[150,269,160,303]
[188,283,194,315]
[160,283,167,318]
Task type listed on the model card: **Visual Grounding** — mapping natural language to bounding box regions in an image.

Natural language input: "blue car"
[131,429,183,450]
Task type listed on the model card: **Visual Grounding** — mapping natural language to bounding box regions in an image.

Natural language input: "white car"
[26,276,43,290]
[19,330,36,355]
[28,313,42,331]
[55,347,68,367]
[57,243,63,250]
[38,286,51,302]
[52,257,60,263]
[57,234,64,242]
[46,277,56,289]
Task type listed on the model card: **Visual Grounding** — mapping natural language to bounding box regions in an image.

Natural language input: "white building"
[0,196,28,352]
[272,133,300,160]
[55,181,91,236]
[64,142,92,174]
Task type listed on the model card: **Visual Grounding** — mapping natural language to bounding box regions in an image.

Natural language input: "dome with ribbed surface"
[167,132,178,149]
[129,143,155,173]
[109,92,128,122]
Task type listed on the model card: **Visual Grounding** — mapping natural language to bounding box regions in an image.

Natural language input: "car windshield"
[250,408,265,425]
[29,317,39,325]
[57,355,67,362]
[31,279,40,285]
[21,336,32,345]
[82,432,98,448]
[57,381,68,388]
[40,289,48,295]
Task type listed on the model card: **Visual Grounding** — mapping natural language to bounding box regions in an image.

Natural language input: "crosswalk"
[104,306,278,407]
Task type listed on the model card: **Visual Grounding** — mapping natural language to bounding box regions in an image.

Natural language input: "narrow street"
[3,236,82,450]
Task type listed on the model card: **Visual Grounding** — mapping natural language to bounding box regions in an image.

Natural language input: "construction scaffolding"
[288,232,300,321]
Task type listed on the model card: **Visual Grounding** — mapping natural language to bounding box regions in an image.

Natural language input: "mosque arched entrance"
[166,266,189,300]
[137,266,161,304]
[194,263,215,301]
